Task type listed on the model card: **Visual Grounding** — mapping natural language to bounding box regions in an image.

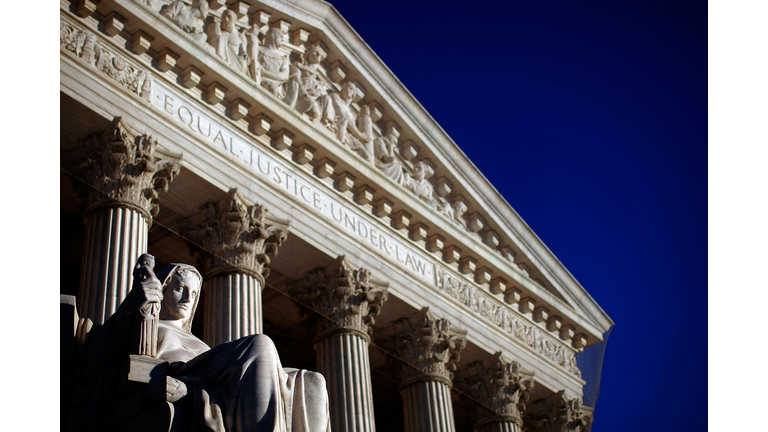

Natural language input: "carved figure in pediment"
[284,45,334,122]
[160,0,209,43]
[210,10,250,75]
[143,0,162,11]
[453,200,468,224]
[70,255,331,432]
[407,161,436,202]
[372,132,411,186]
[329,82,375,155]
[251,27,291,97]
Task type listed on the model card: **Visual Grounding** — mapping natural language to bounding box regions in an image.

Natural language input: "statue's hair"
[163,266,203,292]
[265,27,283,45]
[306,44,327,61]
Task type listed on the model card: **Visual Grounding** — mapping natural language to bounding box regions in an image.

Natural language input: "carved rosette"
[376,307,468,387]
[189,189,288,282]
[79,116,182,224]
[454,353,535,427]
[288,255,389,340]
[522,391,591,432]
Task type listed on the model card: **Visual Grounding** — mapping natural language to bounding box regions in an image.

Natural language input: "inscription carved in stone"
[288,255,389,337]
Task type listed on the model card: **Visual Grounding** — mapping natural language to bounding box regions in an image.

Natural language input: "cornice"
[61,0,612,349]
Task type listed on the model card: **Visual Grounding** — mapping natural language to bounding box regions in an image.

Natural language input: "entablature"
[61,0,612,358]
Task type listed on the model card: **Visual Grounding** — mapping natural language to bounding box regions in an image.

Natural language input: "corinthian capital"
[78,116,182,221]
[454,352,534,426]
[288,255,389,339]
[523,391,592,432]
[375,307,467,385]
[188,188,289,281]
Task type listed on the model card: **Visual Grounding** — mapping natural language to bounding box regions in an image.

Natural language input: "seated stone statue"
[69,255,330,432]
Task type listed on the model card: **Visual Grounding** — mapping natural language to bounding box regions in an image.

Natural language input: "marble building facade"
[59,1,614,431]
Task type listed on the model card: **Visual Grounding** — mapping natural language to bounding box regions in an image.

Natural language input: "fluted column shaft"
[78,206,148,325]
[203,271,262,347]
[473,421,520,432]
[72,115,182,325]
[401,379,456,432]
[288,256,389,432]
[315,330,376,432]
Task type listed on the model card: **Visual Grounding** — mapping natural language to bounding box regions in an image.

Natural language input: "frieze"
[149,80,581,376]
[151,81,436,286]
[63,1,577,350]
[141,1,479,233]
[435,267,580,377]
[60,18,152,102]
[63,17,584,372]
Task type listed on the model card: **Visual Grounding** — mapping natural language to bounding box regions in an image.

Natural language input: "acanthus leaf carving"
[375,307,467,385]
[522,391,592,432]
[186,188,289,280]
[454,352,535,426]
[75,116,182,222]
[287,255,389,338]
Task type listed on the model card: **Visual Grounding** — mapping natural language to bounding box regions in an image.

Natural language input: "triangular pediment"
[61,0,612,346]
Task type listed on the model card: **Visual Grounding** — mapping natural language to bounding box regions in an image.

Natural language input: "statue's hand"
[166,376,188,403]
[120,254,163,314]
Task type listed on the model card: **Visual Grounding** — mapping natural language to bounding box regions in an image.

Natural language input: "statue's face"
[343,83,356,100]
[307,47,325,64]
[267,29,283,49]
[161,272,201,322]
[222,11,235,31]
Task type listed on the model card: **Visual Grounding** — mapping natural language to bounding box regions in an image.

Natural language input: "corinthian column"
[454,353,535,432]
[76,116,182,325]
[522,391,592,432]
[376,307,468,432]
[288,256,389,432]
[188,188,288,347]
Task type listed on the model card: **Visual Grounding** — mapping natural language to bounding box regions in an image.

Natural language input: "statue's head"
[221,10,237,32]
[157,263,203,332]
[306,45,327,65]
[342,82,356,100]
[265,27,284,49]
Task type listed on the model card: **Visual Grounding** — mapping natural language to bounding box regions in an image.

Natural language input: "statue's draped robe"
[70,317,330,432]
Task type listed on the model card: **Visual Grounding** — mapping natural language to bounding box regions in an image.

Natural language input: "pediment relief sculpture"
[69,254,331,432]
[133,3,566,301]
[209,10,251,75]
[253,28,291,97]
[160,0,209,43]
[147,5,480,231]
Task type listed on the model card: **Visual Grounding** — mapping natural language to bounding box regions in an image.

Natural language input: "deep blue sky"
[327,1,707,431]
